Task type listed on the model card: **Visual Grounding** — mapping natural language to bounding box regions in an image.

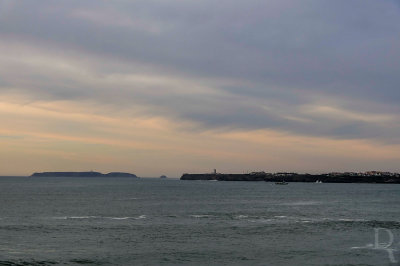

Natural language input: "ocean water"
[0,177,399,265]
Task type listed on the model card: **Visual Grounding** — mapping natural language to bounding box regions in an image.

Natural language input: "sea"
[0,177,399,265]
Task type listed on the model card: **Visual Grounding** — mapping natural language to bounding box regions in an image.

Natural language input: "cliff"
[31,171,137,178]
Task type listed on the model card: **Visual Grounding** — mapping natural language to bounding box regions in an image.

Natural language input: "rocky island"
[31,171,138,178]
[181,171,400,184]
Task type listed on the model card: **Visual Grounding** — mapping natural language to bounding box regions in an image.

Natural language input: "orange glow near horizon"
[1,94,399,177]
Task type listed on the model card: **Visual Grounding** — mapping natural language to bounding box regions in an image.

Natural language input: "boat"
[275,181,288,185]
[315,180,322,183]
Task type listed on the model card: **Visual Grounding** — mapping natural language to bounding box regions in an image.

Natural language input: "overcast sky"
[1,0,400,176]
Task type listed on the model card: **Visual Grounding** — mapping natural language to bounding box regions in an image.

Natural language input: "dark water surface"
[0,177,399,265]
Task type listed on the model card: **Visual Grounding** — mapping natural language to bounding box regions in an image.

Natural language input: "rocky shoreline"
[181,172,400,183]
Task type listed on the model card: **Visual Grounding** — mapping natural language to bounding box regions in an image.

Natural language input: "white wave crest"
[280,201,320,206]
[190,215,212,218]
[52,215,146,220]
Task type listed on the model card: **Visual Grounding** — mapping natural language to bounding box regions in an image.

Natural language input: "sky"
[1,0,400,177]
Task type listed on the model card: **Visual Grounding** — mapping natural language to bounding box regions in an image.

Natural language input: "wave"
[117,197,141,201]
[51,215,146,220]
[337,219,400,229]
[243,216,400,228]
[107,217,133,220]
[0,260,58,266]
[351,244,374,249]
[190,215,214,218]
[279,201,321,206]
[52,216,96,219]
[248,218,273,223]
[337,218,366,222]
[0,258,107,265]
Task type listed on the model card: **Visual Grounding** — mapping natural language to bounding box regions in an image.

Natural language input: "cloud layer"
[1,0,400,175]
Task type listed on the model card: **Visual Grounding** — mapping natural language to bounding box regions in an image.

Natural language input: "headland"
[181,171,400,183]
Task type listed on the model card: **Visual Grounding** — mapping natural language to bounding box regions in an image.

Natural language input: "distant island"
[181,171,400,184]
[31,171,138,178]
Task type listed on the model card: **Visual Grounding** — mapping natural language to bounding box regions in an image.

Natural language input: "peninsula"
[181,171,400,184]
[31,171,138,178]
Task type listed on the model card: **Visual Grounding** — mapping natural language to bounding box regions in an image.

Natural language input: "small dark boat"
[275,181,288,185]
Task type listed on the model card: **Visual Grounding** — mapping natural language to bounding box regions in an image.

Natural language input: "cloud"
[1,0,400,176]
[1,32,400,143]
